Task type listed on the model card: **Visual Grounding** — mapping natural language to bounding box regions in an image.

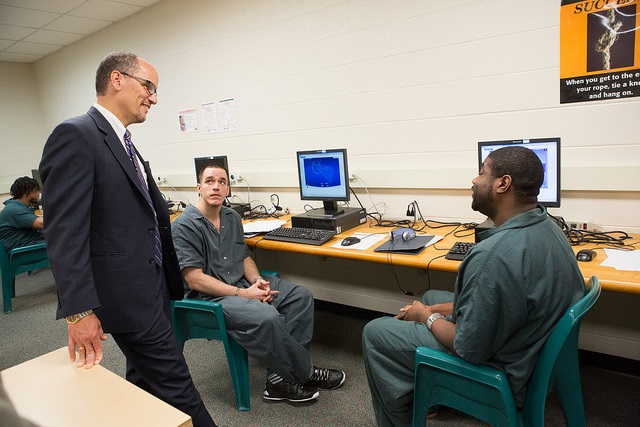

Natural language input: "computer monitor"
[296,148,350,216]
[31,169,43,190]
[478,137,561,208]
[194,155,231,197]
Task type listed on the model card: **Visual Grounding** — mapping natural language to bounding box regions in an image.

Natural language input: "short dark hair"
[486,146,544,203]
[197,161,229,184]
[10,176,40,199]
[95,51,139,96]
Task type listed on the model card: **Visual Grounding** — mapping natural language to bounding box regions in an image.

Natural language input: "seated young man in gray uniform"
[172,161,345,403]
[362,146,586,426]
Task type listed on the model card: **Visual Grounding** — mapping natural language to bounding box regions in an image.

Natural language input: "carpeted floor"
[1,269,639,426]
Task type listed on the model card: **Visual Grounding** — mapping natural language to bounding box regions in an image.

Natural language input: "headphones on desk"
[389,228,416,242]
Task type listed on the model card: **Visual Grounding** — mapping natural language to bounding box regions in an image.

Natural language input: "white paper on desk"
[243,219,286,235]
[601,249,640,271]
[330,232,387,250]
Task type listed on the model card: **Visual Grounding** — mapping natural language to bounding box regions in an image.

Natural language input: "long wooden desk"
[244,215,640,295]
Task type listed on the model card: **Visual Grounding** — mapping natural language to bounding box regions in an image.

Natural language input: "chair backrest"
[520,276,601,420]
[8,242,49,275]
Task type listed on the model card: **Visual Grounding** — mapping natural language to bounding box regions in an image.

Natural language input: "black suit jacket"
[39,107,183,333]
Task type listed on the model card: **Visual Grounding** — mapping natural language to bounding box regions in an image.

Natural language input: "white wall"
[1,0,638,359]
[7,0,633,232]
[0,62,49,189]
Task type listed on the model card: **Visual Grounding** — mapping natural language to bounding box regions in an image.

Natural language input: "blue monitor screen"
[302,156,341,188]
[297,148,350,213]
[478,137,561,208]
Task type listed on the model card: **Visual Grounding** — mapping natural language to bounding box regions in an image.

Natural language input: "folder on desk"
[374,235,436,255]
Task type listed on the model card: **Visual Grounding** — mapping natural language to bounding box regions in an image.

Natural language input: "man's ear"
[495,174,512,194]
[110,70,124,91]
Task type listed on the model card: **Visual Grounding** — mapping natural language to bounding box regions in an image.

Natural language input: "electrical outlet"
[567,220,600,232]
[233,174,243,183]
[406,202,416,217]
[156,176,167,184]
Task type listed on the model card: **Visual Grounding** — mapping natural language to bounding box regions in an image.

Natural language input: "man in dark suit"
[39,51,216,427]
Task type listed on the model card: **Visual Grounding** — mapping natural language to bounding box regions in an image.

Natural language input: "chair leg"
[554,353,586,427]
[412,364,439,427]
[2,275,13,314]
[545,331,585,427]
[223,337,251,411]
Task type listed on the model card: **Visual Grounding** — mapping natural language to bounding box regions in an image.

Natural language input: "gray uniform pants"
[217,275,314,384]
[362,290,453,427]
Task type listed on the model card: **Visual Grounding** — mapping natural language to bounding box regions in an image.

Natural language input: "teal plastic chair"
[1,242,49,313]
[171,271,279,411]
[412,276,601,427]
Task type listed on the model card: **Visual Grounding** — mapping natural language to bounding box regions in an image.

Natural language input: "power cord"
[550,213,633,248]
[268,193,284,216]
[385,236,417,296]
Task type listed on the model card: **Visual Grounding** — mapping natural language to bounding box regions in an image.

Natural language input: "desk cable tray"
[264,227,336,246]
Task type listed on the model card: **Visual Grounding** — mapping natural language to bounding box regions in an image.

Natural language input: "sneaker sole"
[262,390,320,403]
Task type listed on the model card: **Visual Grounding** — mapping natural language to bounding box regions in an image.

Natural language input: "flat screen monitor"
[31,169,43,190]
[194,155,231,197]
[478,137,561,208]
[296,148,350,216]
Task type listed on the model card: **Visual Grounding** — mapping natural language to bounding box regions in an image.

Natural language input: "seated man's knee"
[261,306,283,325]
[423,289,454,305]
[362,317,392,348]
[293,283,313,298]
[288,283,314,306]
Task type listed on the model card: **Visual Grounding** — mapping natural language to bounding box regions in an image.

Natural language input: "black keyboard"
[445,241,476,260]
[264,227,336,246]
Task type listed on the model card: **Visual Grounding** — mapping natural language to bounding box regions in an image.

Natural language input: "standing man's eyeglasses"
[118,71,157,96]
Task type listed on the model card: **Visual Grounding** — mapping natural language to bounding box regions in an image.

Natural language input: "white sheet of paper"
[243,220,286,234]
[601,249,640,272]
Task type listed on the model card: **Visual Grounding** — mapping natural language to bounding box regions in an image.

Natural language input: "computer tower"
[291,207,366,234]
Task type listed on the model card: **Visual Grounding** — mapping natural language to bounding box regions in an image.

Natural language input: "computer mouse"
[576,249,597,262]
[341,236,361,246]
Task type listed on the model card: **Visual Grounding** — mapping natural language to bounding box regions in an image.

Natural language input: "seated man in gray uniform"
[172,160,345,403]
[362,146,586,426]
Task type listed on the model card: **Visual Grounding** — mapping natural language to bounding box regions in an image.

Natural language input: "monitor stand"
[305,201,345,218]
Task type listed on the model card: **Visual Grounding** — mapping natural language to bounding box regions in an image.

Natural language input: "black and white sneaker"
[305,366,346,390]
[263,373,319,403]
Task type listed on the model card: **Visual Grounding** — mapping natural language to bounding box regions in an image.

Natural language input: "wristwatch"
[65,310,93,324]
[426,313,445,331]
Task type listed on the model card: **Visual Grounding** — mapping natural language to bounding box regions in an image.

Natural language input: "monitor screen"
[296,148,350,215]
[194,155,231,197]
[478,137,561,208]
